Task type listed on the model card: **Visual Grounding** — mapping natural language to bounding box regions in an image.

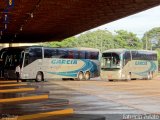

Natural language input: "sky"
[90,5,160,38]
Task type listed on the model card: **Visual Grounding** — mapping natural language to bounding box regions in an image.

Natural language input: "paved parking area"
[1,78,160,120]
[45,79,160,119]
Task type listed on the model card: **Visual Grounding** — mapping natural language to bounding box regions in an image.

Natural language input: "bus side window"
[20,52,24,67]
[90,52,99,60]
[63,50,68,58]
[131,51,138,60]
[123,51,131,66]
[68,51,73,59]
[79,51,85,59]
[44,48,57,58]
[85,52,91,59]
[44,48,51,58]
[57,49,68,59]
[29,48,42,62]
[73,50,79,59]
[24,53,29,67]
[24,52,37,67]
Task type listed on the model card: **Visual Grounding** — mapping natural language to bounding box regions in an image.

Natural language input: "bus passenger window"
[63,50,68,58]
[24,53,29,67]
[29,48,42,59]
[68,51,73,59]
[57,49,68,58]
[73,50,79,59]
[79,51,85,59]
[85,52,91,59]
[44,48,57,58]
[90,52,99,60]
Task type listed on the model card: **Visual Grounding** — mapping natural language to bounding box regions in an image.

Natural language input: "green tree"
[43,37,77,47]
[142,27,160,68]
[142,27,160,50]
[75,30,114,52]
[42,29,141,51]
[114,30,142,49]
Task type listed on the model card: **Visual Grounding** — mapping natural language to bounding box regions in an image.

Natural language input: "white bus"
[101,49,158,81]
[0,46,100,81]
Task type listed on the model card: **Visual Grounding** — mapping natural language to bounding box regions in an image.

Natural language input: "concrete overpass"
[0,0,160,44]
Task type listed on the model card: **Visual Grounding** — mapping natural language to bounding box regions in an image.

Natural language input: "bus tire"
[62,78,73,80]
[85,71,90,80]
[151,72,153,79]
[77,72,84,81]
[127,73,131,81]
[36,72,44,82]
[147,72,153,80]
[62,78,68,81]
[21,80,26,82]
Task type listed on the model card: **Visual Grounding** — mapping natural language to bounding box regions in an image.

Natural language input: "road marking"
[0,88,35,93]
[0,80,17,83]
[0,83,27,87]
[0,94,48,103]
[18,108,74,120]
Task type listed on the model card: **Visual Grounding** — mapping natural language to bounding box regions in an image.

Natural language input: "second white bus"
[101,49,158,81]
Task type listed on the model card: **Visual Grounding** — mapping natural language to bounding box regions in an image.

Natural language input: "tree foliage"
[142,27,160,50]
[43,29,142,52]
[74,30,114,52]
[142,27,160,66]
[114,30,142,49]
[43,37,77,47]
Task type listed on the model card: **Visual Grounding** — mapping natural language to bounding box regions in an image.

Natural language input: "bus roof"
[103,49,127,53]
[72,47,100,52]
[1,46,100,52]
[103,49,157,54]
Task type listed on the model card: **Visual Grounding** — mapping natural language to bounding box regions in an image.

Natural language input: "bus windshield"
[101,52,121,69]
[4,51,24,69]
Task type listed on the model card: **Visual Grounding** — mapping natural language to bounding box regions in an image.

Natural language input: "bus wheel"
[21,80,26,82]
[151,72,153,79]
[62,78,68,81]
[85,71,90,80]
[36,72,43,82]
[127,73,131,81]
[147,72,152,80]
[77,72,84,81]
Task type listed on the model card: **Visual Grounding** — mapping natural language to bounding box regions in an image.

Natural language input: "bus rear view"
[101,49,158,81]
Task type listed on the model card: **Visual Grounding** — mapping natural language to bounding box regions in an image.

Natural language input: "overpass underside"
[0,0,160,43]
